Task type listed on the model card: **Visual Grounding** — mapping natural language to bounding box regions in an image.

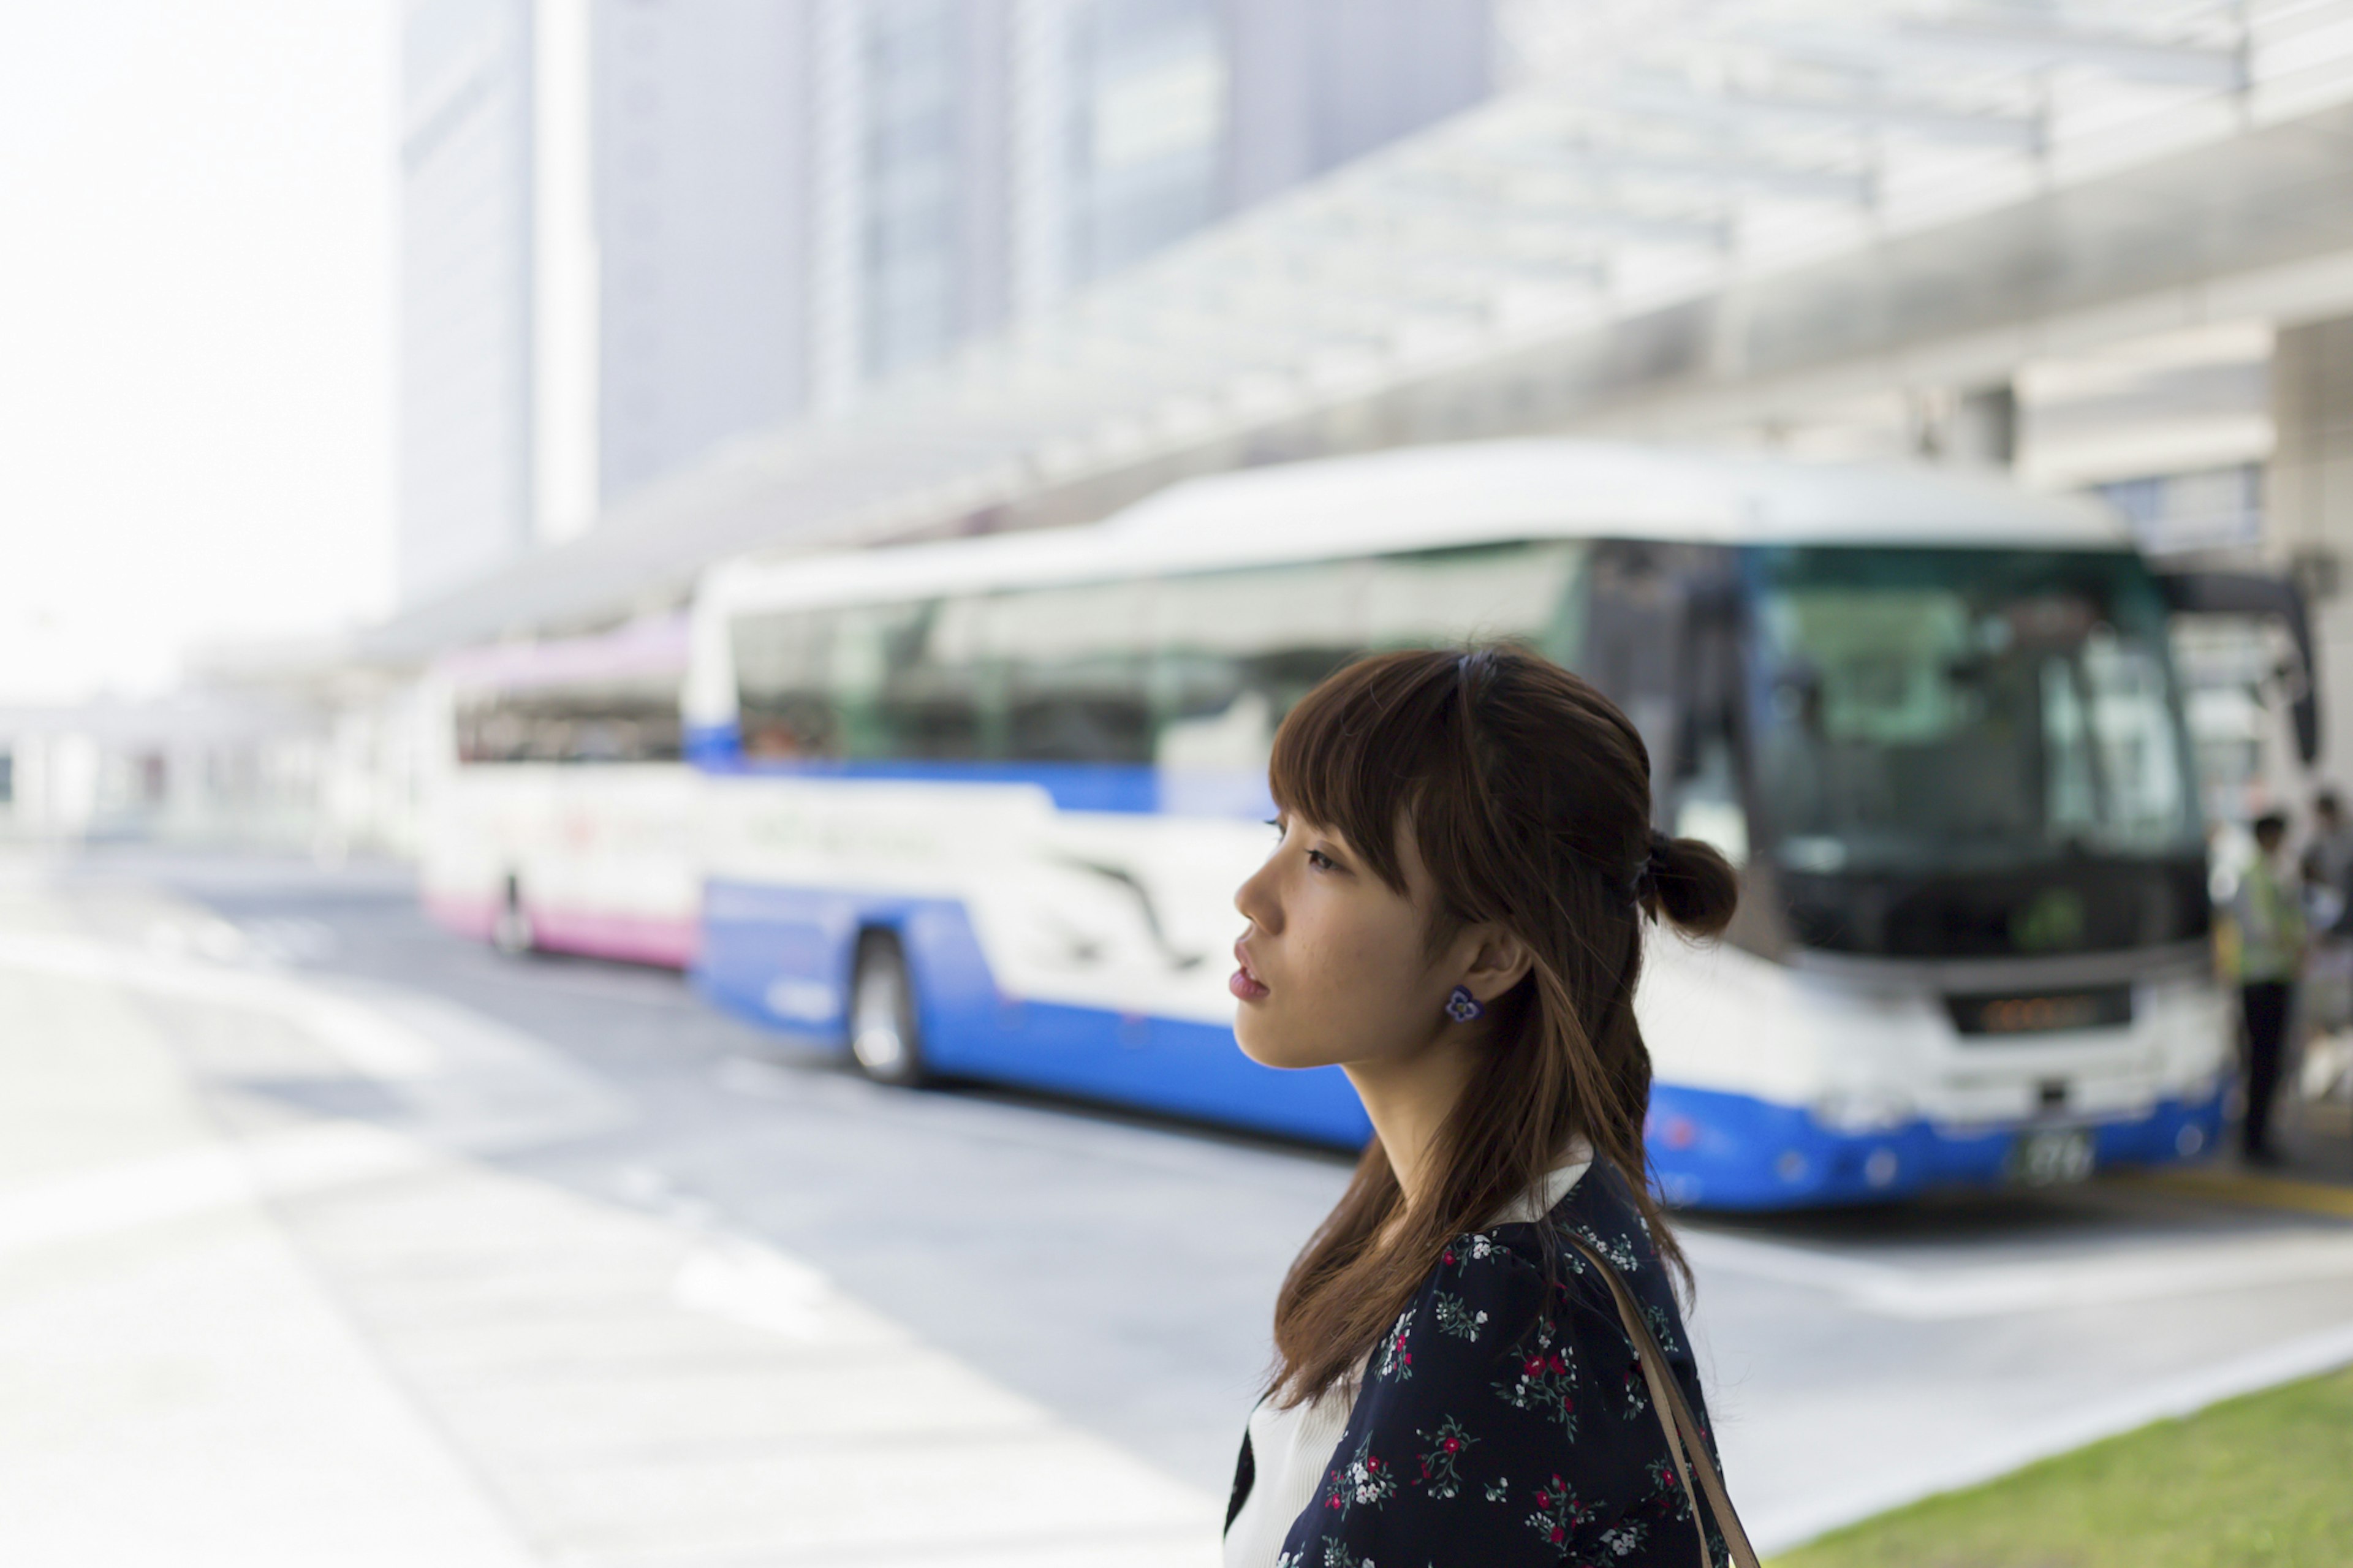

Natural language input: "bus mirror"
[2158,570,2321,766]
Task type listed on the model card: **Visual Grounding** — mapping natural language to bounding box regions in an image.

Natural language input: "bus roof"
[704,440,2132,615]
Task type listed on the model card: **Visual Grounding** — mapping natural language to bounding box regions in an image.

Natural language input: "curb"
[1746,1320,2353,1555]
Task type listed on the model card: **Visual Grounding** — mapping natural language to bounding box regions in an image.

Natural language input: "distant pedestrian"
[2224,812,2306,1167]
[2300,789,2353,933]
[1222,648,1756,1567]
[2300,790,2353,1045]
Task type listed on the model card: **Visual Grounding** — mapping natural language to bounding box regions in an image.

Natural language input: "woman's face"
[1230,812,1474,1071]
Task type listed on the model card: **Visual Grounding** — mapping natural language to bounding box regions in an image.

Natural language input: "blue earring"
[1446,985,1485,1023]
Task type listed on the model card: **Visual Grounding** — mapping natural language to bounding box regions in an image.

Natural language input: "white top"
[1221,1149,1594,1568]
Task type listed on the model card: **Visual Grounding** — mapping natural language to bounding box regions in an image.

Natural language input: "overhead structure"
[363,0,2353,663]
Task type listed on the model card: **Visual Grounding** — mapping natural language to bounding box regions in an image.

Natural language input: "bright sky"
[0,2,393,703]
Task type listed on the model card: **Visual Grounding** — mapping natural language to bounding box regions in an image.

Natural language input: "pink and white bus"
[420,616,703,968]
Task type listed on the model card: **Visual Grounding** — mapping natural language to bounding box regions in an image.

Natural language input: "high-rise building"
[398,0,539,605]
[400,0,1495,597]
[592,0,814,504]
[398,0,597,608]
[592,0,1493,505]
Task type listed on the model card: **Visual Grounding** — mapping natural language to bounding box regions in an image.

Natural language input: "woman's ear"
[1458,925,1534,1004]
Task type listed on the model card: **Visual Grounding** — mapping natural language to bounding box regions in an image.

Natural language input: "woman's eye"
[1306,849,1336,871]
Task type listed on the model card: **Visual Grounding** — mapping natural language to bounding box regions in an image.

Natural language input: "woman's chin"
[1232,1023,1279,1068]
[1233,1016,1341,1072]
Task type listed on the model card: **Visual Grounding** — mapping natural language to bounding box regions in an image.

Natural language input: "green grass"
[1774,1363,2353,1568]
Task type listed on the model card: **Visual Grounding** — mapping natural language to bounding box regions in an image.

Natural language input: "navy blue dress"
[1227,1161,1729,1566]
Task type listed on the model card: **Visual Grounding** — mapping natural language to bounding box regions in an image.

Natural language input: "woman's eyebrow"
[1306,831,1355,863]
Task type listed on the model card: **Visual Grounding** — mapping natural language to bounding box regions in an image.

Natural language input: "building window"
[2093,464,2263,556]
[862,0,964,379]
[1067,0,1226,285]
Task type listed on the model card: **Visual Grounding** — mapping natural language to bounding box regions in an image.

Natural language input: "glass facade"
[398,0,537,604]
[861,1,966,379]
[1066,0,1227,285]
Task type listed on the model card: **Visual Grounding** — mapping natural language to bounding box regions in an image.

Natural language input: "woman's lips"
[1230,941,1269,1002]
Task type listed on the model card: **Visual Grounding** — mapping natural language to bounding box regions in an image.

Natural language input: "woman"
[1222,646,1749,1567]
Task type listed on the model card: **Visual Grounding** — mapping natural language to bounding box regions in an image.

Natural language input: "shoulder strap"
[1563,1233,1760,1568]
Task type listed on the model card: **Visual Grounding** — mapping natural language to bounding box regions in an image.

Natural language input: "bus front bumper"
[1646,1082,2228,1210]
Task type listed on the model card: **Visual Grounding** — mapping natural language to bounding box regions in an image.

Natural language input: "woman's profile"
[1222,646,1756,1567]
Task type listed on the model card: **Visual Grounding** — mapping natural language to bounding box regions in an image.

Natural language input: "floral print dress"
[1224,1159,1729,1567]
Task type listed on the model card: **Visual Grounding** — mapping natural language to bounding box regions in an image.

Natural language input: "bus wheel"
[848,931,926,1086]
[491,877,535,957]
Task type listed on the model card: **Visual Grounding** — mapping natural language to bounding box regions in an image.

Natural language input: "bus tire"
[490,876,535,957]
[848,931,926,1086]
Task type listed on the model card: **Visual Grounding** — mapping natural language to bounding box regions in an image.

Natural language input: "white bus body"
[422,617,702,968]
[680,442,2240,1206]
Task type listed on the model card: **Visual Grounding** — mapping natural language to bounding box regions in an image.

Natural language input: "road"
[8,849,2353,1563]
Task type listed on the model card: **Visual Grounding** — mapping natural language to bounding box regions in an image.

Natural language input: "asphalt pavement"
[8,847,2353,1564]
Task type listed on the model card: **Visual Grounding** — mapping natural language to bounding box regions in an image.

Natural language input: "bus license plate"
[2006,1127,2095,1187]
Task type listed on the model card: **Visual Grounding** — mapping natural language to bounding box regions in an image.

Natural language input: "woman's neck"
[1344,1031,1483,1211]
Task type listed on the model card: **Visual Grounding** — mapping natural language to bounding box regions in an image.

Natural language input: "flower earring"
[1445,985,1485,1023]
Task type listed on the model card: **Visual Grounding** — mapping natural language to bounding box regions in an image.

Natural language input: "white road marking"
[0,930,441,1077]
[670,1234,838,1342]
[0,1121,428,1260]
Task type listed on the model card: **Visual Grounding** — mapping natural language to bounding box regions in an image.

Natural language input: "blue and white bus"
[683,441,2308,1208]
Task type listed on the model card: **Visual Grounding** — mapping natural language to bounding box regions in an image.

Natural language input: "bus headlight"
[1813,1089,1914,1134]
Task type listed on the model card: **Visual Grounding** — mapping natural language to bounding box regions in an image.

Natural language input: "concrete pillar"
[2271,316,2353,793]
[1952,384,2017,467]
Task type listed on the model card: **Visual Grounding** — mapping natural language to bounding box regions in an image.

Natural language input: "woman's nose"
[1234,858,1280,933]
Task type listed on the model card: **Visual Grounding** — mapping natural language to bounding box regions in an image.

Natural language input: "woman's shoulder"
[1550,1157,1674,1282]
[1452,1160,1667,1295]
[1378,1160,1672,1378]
[1279,1164,1713,1565]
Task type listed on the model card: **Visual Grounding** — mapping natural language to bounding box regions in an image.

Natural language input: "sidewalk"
[2113,1066,2353,1222]
[0,881,536,1567]
[0,871,1222,1566]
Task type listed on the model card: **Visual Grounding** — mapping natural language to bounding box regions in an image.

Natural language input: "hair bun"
[1645,831,1738,939]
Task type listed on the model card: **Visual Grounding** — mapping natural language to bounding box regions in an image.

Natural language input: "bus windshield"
[1746,547,2200,876]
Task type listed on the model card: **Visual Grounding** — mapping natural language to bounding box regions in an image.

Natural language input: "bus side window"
[834,603,966,760]
[1361,542,1584,663]
[733,610,844,759]
[986,582,1158,765]
[1583,545,1687,811]
[1154,564,1362,771]
[453,689,682,764]
[877,599,990,760]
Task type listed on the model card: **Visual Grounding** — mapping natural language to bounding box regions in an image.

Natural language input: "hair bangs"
[1266,655,1458,896]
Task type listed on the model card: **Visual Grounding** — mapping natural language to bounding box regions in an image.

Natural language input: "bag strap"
[1562,1233,1760,1568]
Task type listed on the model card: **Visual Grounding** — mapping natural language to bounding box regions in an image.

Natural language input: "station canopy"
[363,0,2353,664]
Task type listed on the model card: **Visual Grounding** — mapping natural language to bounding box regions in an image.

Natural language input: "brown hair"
[1265,645,1737,1406]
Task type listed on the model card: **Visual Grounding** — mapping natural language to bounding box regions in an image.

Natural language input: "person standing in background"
[2300,790,2353,931]
[2223,812,2308,1167]
[2299,789,2353,1060]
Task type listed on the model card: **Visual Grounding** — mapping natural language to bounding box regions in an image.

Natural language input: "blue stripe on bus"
[1645,1081,2227,1210]
[694,877,1370,1145]
[686,729,1276,818]
[692,867,2229,1205]
[686,722,742,767]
